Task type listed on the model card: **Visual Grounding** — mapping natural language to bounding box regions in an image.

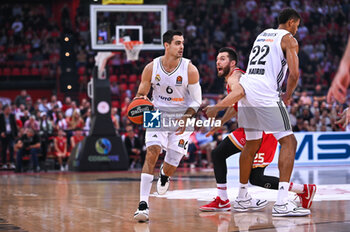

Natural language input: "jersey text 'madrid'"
[151,56,191,113]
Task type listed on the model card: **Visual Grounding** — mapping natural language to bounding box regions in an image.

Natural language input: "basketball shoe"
[156,164,170,195]
[297,184,317,209]
[233,193,268,212]
[134,201,149,222]
[199,196,231,212]
[272,200,310,217]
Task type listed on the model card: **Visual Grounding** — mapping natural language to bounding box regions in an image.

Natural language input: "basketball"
[127,98,154,124]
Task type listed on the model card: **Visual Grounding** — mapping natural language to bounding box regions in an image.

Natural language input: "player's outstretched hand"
[204,105,219,119]
[327,63,350,104]
[206,125,221,137]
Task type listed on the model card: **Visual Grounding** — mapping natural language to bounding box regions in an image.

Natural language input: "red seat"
[119,74,127,81]
[129,83,136,91]
[109,75,117,83]
[11,67,21,76]
[3,67,11,76]
[119,83,128,91]
[41,66,50,77]
[0,68,3,76]
[31,67,40,76]
[112,101,120,108]
[21,67,30,76]
[79,75,87,84]
[78,66,86,75]
[129,74,137,83]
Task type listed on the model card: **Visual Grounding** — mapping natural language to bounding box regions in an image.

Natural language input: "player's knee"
[280,134,297,152]
[146,145,161,163]
[249,172,260,186]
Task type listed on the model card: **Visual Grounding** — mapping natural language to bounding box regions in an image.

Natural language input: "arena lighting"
[64,37,69,42]
[65,52,70,56]
[66,68,71,72]
[67,85,72,90]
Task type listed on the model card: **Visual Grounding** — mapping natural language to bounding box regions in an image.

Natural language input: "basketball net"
[122,41,143,61]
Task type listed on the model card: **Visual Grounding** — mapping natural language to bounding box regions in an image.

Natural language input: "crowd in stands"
[0,0,350,170]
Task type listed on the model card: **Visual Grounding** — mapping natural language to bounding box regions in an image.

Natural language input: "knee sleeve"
[250,167,279,189]
[212,137,241,184]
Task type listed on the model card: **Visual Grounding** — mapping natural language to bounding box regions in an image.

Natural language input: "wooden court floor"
[1,166,350,232]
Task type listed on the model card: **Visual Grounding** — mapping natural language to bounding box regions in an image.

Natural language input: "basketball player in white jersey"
[133,30,202,222]
[205,8,313,216]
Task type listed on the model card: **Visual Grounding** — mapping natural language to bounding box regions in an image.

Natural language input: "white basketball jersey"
[151,56,191,113]
[243,28,291,100]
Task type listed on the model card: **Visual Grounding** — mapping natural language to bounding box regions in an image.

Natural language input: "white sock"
[140,173,154,204]
[276,182,289,204]
[217,183,228,201]
[238,183,248,199]
[289,182,305,194]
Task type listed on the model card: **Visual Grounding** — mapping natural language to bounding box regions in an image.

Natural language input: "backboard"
[90,4,167,51]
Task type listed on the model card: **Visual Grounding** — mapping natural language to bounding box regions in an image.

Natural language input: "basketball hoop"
[122,41,143,61]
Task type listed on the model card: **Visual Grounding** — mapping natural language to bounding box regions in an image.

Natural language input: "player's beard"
[218,65,230,78]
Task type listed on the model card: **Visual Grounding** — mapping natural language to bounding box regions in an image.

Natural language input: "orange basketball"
[127,98,154,124]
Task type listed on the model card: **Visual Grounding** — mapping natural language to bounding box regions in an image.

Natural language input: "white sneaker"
[60,166,65,171]
[156,164,170,195]
[9,163,15,169]
[272,200,311,217]
[134,201,149,222]
[233,194,268,212]
[2,164,8,169]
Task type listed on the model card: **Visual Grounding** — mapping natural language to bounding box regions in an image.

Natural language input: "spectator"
[54,129,68,171]
[48,95,62,110]
[61,96,72,113]
[65,101,80,118]
[124,125,143,169]
[83,108,91,134]
[68,110,84,130]
[56,112,68,130]
[111,107,120,131]
[24,115,39,132]
[313,84,326,102]
[38,112,53,172]
[299,91,312,105]
[15,128,40,173]
[0,105,18,169]
[70,129,84,150]
[195,127,216,168]
[38,98,50,113]
[14,90,30,107]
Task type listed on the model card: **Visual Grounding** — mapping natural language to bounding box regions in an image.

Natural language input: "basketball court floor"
[1,165,350,232]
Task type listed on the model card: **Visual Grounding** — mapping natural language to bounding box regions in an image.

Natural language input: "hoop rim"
[122,41,143,61]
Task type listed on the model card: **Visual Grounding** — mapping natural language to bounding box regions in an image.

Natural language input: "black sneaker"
[134,201,149,222]
[156,164,170,195]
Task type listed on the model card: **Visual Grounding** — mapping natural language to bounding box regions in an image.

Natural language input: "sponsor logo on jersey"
[155,74,161,82]
[176,76,182,85]
[158,95,184,102]
[257,38,274,42]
